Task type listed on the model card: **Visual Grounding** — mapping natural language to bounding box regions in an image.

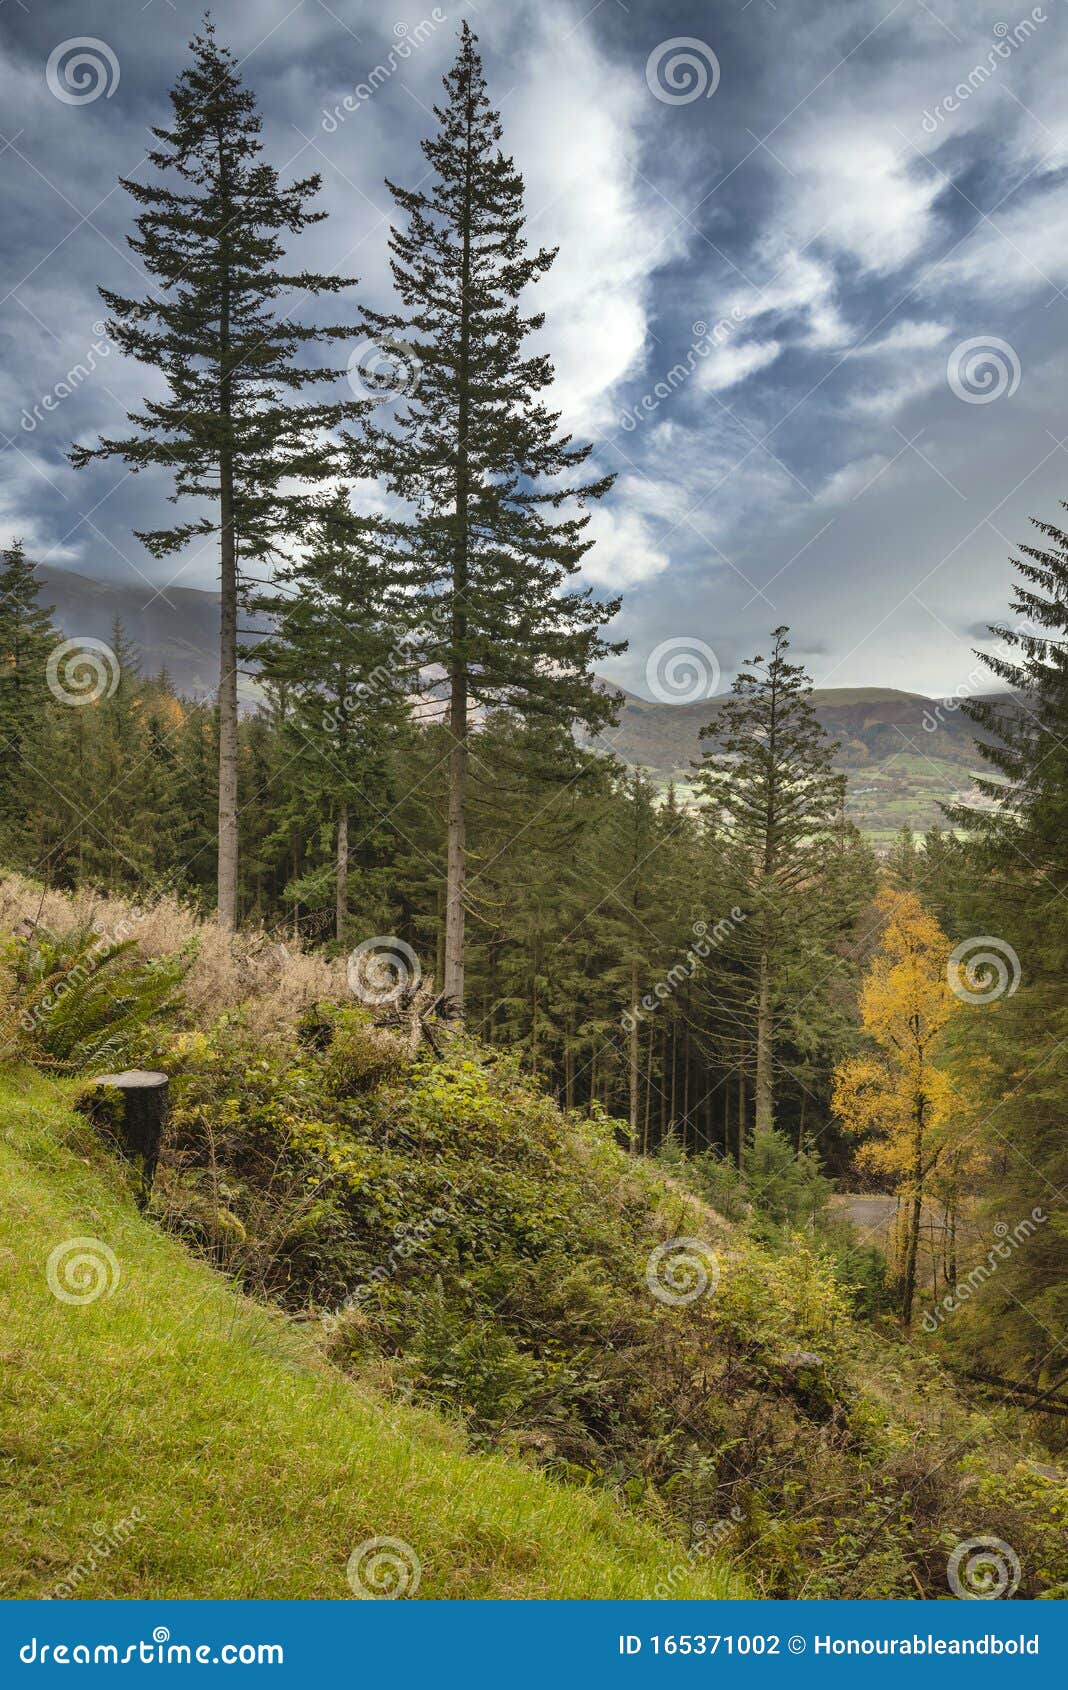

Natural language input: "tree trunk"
[628,958,639,1151]
[737,1070,747,1171]
[900,1120,925,1326]
[644,1024,654,1153]
[335,801,348,942]
[754,939,773,1132]
[443,685,467,1005]
[443,78,476,1010]
[215,127,239,934]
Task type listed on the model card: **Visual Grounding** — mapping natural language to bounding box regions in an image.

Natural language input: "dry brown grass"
[0,871,346,1039]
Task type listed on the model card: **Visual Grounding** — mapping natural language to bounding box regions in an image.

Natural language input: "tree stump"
[81,1070,169,1205]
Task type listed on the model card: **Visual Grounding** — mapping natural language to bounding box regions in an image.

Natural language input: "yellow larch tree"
[832,887,967,1325]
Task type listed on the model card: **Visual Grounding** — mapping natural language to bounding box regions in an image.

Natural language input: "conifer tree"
[360,20,621,1006]
[946,514,1068,1389]
[696,627,860,1138]
[0,541,57,827]
[253,493,413,940]
[70,19,363,930]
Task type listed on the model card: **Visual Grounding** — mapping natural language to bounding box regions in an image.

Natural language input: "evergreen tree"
[360,21,621,1006]
[696,627,869,1139]
[945,514,1068,1392]
[252,493,413,940]
[0,541,57,827]
[70,19,363,930]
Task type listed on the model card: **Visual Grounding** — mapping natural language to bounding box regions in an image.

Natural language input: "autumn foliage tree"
[832,889,964,1324]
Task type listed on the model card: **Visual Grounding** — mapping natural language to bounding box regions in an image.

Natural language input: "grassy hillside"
[585,684,1010,841]
[0,1068,742,1600]
[2,876,1064,1602]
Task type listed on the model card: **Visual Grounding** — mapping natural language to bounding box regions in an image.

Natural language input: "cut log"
[80,1070,169,1204]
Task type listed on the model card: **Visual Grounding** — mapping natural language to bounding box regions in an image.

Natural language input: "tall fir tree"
[945,514,1068,1392]
[70,19,364,930]
[252,492,413,940]
[696,627,868,1139]
[0,541,58,831]
[359,20,621,1007]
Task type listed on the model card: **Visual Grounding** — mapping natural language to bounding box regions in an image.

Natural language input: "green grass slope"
[0,1070,743,1601]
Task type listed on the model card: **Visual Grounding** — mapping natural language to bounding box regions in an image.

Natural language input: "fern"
[0,923,189,1072]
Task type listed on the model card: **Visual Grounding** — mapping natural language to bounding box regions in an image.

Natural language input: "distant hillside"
[589,682,1012,845]
[36,565,267,702]
[36,566,1007,841]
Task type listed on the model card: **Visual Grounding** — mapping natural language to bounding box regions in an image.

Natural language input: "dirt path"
[829,1192,898,1244]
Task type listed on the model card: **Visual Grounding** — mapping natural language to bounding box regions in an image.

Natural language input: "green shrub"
[0,923,188,1072]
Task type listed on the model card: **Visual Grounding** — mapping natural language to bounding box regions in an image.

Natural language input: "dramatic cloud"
[2,0,1067,698]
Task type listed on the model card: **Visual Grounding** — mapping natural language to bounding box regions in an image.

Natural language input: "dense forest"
[1,15,1066,1603]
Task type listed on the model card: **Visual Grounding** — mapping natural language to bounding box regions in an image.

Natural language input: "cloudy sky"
[1,0,1066,699]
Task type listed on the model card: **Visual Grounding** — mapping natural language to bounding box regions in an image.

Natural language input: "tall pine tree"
[252,492,414,940]
[0,541,57,831]
[696,627,866,1138]
[359,21,621,1007]
[70,19,363,930]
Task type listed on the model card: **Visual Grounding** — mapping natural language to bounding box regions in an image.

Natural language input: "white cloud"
[504,6,684,436]
[696,338,782,393]
[851,319,951,356]
[815,454,896,505]
[582,502,670,588]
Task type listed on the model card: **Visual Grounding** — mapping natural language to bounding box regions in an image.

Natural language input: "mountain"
[588,682,1009,844]
[35,565,267,702]
[35,566,1004,840]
